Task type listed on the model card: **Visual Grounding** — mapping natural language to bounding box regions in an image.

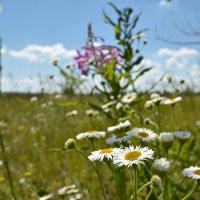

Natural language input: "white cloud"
[158,47,199,69]
[9,43,76,62]
[2,76,63,93]
[159,0,172,6]
[0,4,3,13]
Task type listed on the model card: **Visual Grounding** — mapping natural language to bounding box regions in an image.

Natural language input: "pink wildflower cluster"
[74,45,120,75]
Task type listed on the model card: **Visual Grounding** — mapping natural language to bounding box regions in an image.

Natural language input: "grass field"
[0,93,200,200]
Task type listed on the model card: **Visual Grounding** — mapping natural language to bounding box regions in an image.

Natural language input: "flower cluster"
[74,45,120,75]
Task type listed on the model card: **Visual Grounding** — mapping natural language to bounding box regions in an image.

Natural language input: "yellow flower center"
[127,95,132,99]
[125,151,142,160]
[194,169,200,176]
[87,130,97,134]
[116,133,126,138]
[138,132,149,138]
[99,148,113,154]
[169,97,176,101]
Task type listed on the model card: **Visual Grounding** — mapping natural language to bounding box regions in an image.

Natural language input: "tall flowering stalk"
[73,3,151,121]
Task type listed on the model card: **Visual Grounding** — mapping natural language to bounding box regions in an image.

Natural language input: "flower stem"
[75,147,107,200]
[0,131,17,200]
[133,166,138,200]
[137,182,151,194]
[171,144,183,166]
[145,187,153,200]
[181,182,198,200]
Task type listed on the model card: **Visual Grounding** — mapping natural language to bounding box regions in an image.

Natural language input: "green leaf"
[115,25,121,40]
[103,11,116,26]
[109,2,122,15]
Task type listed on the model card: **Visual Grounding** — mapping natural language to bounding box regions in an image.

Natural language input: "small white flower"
[106,132,133,144]
[175,131,191,140]
[48,101,54,106]
[41,103,47,108]
[131,128,158,142]
[183,166,200,179]
[76,130,106,140]
[107,120,131,133]
[69,194,83,200]
[122,92,137,104]
[39,193,53,200]
[150,93,160,99]
[113,146,154,167]
[132,33,145,40]
[101,101,116,110]
[30,96,38,102]
[86,109,99,117]
[196,120,200,126]
[160,132,174,142]
[162,96,182,105]
[88,148,120,162]
[57,186,68,196]
[153,158,170,173]
[0,160,3,167]
[116,102,123,110]
[66,110,78,117]
[55,94,62,99]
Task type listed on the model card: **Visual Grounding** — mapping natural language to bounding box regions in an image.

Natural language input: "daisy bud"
[160,132,174,152]
[180,79,185,84]
[51,59,58,66]
[144,118,153,126]
[151,175,161,188]
[64,139,76,150]
[175,131,191,145]
[144,100,154,110]
[152,158,170,178]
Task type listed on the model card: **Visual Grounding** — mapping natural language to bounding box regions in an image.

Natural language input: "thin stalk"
[0,131,17,200]
[163,176,168,200]
[145,187,153,200]
[133,166,138,200]
[75,148,107,200]
[181,182,198,200]
[137,182,151,194]
[171,144,183,166]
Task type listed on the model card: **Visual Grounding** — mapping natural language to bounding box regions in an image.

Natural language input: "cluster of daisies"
[74,119,200,180]
[39,184,83,200]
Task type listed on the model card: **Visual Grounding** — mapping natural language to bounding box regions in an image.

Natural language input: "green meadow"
[0,93,200,199]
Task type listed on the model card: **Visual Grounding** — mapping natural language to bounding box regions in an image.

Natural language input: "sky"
[0,0,200,93]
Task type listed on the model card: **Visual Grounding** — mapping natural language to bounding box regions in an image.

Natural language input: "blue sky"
[0,0,200,92]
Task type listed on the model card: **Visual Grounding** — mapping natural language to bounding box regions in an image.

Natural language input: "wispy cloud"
[158,47,199,69]
[159,0,172,7]
[9,43,76,62]
[0,4,3,13]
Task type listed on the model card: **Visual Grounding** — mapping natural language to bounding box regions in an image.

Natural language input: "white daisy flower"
[153,158,170,173]
[69,194,83,200]
[106,132,133,144]
[88,148,120,162]
[150,93,160,99]
[122,92,137,104]
[30,96,38,102]
[160,132,174,150]
[66,110,78,117]
[131,128,158,142]
[101,100,116,110]
[183,166,200,179]
[55,94,62,99]
[86,109,99,117]
[39,193,53,200]
[196,120,200,126]
[113,146,154,167]
[76,130,106,140]
[175,131,191,140]
[57,186,68,196]
[116,102,123,110]
[152,158,170,177]
[162,96,182,105]
[41,103,47,108]
[160,132,174,142]
[107,120,131,133]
